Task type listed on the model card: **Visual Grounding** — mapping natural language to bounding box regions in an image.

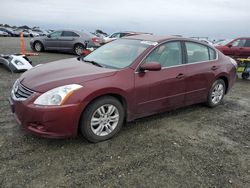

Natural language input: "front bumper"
[9,96,81,138]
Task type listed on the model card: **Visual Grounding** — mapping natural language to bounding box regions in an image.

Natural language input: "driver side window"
[49,31,62,38]
[144,41,182,68]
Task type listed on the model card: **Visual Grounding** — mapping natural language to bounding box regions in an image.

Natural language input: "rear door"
[45,31,62,49]
[241,39,250,58]
[134,41,186,117]
[184,41,218,105]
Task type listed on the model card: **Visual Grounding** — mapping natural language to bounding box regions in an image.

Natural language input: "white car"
[199,39,214,46]
[103,32,143,44]
[28,30,40,37]
[103,32,122,43]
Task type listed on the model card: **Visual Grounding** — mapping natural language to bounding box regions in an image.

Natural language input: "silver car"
[30,30,102,55]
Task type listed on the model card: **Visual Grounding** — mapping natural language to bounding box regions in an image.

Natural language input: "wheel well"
[74,43,85,49]
[77,94,128,134]
[218,76,228,94]
[33,40,43,47]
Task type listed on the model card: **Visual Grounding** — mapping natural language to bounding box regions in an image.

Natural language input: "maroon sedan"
[9,35,237,142]
[215,37,250,58]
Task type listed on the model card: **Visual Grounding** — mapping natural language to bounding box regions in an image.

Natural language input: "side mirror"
[228,44,232,48]
[47,35,51,38]
[140,62,161,72]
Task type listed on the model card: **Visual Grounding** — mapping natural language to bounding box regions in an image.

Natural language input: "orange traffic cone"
[20,32,40,56]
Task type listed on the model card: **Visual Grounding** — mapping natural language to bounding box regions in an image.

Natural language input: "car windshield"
[83,39,152,69]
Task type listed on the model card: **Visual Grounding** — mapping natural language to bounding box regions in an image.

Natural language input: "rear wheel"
[74,44,85,55]
[80,96,125,143]
[207,79,226,107]
[33,41,44,52]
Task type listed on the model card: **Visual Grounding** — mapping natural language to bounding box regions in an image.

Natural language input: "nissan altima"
[9,35,237,142]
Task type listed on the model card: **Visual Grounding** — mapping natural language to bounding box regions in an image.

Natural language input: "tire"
[80,96,125,143]
[207,79,226,107]
[242,72,250,80]
[74,44,84,55]
[33,41,44,52]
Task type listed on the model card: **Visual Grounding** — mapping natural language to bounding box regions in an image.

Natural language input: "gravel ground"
[0,37,249,188]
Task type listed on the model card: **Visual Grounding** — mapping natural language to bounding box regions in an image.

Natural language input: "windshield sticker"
[140,41,158,46]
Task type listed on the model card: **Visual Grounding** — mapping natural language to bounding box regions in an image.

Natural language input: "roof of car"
[60,30,94,37]
[124,34,182,42]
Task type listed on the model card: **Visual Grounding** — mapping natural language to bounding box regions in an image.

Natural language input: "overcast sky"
[1,0,249,38]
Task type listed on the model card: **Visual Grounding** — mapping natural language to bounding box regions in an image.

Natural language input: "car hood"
[19,58,117,92]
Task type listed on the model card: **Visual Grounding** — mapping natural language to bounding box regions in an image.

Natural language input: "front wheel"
[33,41,44,52]
[207,79,226,107]
[80,96,125,143]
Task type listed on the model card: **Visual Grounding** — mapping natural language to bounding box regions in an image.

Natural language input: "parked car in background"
[30,30,102,55]
[190,37,214,46]
[0,27,18,37]
[103,31,152,44]
[27,30,40,37]
[215,37,250,58]
[213,39,230,46]
[0,30,9,37]
[10,35,237,142]
[13,29,31,37]
[32,28,50,36]
[199,39,214,46]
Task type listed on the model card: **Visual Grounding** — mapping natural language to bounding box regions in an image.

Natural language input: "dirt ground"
[0,37,249,188]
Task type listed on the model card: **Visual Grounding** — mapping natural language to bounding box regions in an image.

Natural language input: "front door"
[134,41,186,117]
[45,31,62,49]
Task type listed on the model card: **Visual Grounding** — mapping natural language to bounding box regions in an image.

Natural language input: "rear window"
[209,48,217,60]
[62,31,79,37]
[185,42,210,63]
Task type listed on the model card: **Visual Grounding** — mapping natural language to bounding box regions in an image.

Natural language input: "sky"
[0,0,250,39]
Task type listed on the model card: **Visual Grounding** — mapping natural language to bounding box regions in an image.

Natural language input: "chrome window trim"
[135,39,218,73]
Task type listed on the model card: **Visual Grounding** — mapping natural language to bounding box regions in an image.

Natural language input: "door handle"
[211,66,218,71]
[176,73,184,79]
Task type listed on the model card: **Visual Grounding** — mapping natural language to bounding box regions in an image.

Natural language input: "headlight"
[34,84,82,106]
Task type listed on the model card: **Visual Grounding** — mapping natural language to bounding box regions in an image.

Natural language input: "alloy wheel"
[90,104,120,136]
[211,83,224,104]
[34,42,42,51]
[75,45,83,55]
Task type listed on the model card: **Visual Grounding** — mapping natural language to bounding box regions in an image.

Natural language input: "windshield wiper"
[83,59,103,67]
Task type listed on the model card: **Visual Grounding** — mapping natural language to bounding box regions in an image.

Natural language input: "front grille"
[14,82,34,100]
